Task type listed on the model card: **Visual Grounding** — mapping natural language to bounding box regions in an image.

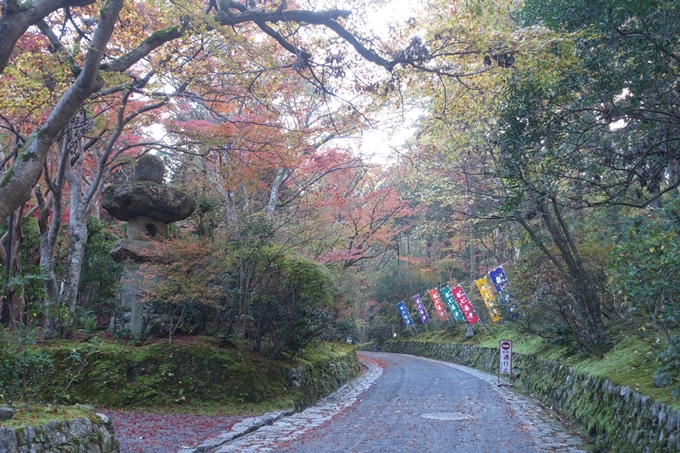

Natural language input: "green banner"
[440,285,465,322]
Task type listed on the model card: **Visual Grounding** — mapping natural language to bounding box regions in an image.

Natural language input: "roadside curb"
[176,410,294,453]
[177,358,383,452]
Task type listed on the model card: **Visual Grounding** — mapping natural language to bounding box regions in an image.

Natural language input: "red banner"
[428,288,448,322]
[451,285,479,324]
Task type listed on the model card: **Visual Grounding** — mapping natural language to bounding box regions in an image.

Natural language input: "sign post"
[498,339,513,387]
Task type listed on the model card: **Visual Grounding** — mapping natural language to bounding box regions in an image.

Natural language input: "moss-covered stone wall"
[0,412,118,453]
[38,339,295,407]
[374,340,680,453]
[36,339,360,414]
[292,349,362,411]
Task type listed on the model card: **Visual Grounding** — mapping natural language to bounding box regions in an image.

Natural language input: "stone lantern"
[102,154,195,337]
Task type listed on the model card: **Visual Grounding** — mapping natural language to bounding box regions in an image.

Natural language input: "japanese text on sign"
[413,294,430,325]
[489,267,509,294]
[451,285,480,324]
[499,340,512,375]
[438,286,464,322]
[476,276,502,322]
[428,288,449,322]
[396,301,414,327]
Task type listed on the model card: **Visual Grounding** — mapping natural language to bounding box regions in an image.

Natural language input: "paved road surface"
[200,352,587,453]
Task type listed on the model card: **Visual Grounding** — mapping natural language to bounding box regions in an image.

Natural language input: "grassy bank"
[1,337,358,427]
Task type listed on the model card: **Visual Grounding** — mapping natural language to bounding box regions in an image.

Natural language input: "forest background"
[2,0,680,401]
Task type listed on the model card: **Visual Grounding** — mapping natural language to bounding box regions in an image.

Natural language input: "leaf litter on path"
[104,410,242,453]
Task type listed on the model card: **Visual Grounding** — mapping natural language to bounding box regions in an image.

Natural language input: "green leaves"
[611,202,680,318]
[611,198,680,387]
[0,325,54,404]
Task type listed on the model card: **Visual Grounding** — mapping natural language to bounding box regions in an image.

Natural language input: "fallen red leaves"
[104,410,241,453]
[357,353,386,372]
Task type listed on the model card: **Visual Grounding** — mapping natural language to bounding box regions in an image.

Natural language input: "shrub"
[0,325,53,404]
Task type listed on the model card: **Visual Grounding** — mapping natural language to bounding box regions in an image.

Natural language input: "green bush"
[78,218,123,319]
[612,198,680,391]
[147,223,342,358]
[0,325,53,404]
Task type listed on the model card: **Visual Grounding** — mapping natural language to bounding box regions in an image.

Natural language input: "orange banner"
[428,288,448,322]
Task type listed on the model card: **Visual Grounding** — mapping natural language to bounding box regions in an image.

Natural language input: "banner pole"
[477,316,489,332]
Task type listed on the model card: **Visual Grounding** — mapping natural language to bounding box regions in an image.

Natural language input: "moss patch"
[0,404,96,429]
[0,166,13,188]
[36,338,297,408]
[291,343,361,411]
[15,337,359,417]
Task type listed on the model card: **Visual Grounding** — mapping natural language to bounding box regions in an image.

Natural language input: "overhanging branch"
[322,19,395,71]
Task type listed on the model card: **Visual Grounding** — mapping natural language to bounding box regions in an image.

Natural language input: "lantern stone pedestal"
[102,155,195,338]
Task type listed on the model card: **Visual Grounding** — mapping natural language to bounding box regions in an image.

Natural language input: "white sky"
[355,108,422,165]
[337,0,426,164]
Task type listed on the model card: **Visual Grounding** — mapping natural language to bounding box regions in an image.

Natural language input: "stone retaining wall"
[373,340,680,453]
[291,349,362,411]
[0,412,118,453]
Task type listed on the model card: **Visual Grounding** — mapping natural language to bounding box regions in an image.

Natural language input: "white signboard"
[499,340,512,375]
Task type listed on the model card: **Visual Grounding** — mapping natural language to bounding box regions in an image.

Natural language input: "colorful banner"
[396,301,414,328]
[413,294,430,325]
[451,285,480,324]
[438,286,464,322]
[476,276,502,322]
[489,266,519,319]
[427,288,448,322]
[489,266,509,294]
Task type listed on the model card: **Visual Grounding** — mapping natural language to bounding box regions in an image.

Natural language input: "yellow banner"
[476,276,502,322]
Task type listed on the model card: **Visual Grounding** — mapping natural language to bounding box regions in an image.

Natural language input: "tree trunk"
[265,168,292,222]
[60,159,89,334]
[3,205,27,328]
[40,233,62,339]
[535,197,608,350]
[40,133,77,339]
[0,0,125,223]
[465,322,475,338]
[40,158,65,339]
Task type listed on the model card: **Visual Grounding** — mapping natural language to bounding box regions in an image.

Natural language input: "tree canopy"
[2,0,680,389]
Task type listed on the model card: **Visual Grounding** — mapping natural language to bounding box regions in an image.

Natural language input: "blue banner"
[396,301,415,327]
[489,266,508,294]
[489,266,519,319]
